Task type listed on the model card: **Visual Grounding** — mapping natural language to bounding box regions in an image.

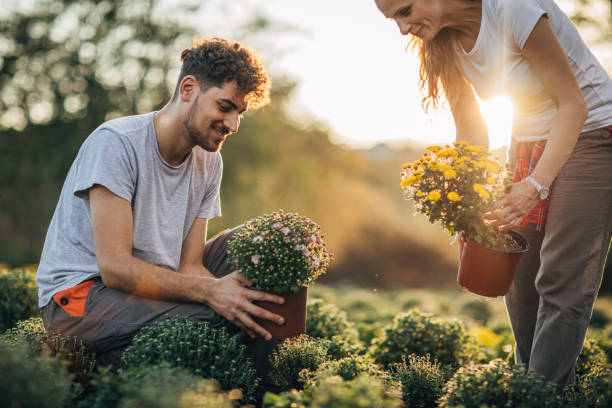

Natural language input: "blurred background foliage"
[0,0,610,293]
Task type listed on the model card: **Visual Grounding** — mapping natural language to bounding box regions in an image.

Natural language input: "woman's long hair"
[410,24,469,112]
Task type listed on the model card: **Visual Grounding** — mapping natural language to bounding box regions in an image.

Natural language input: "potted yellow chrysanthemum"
[400,142,528,297]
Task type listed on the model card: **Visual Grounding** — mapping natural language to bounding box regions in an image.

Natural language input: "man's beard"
[183,100,226,153]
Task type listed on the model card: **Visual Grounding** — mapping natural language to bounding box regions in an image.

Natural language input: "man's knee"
[203,225,242,278]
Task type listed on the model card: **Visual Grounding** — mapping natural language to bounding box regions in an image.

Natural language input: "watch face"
[540,188,549,200]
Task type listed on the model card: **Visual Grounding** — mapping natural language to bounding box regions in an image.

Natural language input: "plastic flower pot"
[253,286,308,339]
[457,231,529,297]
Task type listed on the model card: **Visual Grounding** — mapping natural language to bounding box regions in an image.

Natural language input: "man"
[35,38,285,368]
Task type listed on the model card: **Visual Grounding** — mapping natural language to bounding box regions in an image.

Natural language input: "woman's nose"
[397,20,412,36]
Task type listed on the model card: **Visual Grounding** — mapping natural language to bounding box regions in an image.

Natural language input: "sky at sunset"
[192,0,611,150]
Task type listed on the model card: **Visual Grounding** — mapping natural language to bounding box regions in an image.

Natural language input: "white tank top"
[455,0,612,142]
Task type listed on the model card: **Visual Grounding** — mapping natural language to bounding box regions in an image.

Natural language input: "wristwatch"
[526,176,550,200]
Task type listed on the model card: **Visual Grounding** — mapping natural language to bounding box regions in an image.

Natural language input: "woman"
[374,0,612,388]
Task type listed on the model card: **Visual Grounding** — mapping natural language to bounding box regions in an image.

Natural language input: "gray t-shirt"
[36,112,222,307]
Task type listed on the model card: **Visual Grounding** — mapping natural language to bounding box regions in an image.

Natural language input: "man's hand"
[204,271,285,340]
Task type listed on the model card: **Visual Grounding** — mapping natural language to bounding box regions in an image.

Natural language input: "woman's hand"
[489,180,540,230]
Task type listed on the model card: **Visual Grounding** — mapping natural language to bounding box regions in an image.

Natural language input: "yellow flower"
[473,183,485,193]
[470,327,502,348]
[438,148,459,158]
[427,145,442,153]
[487,177,496,184]
[447,192,461,201]
[400,176,418,188]
[443,169,457,179]
[402,162,412,169]
[413,170,424,176]
[427,190,441,202]
[457,205,463,209]
[479,190,490,200]
[416,191,426,197]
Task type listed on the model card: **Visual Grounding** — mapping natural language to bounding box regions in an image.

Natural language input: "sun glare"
[477,96,514,150]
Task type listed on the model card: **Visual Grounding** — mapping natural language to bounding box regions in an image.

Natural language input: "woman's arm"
[447,71,489,148]
[495,16,588,227]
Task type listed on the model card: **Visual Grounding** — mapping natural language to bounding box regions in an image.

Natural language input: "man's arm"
[177,217,214,278]
[89,185,285,339]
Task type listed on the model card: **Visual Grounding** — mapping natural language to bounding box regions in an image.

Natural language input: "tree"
[0,0,194,264]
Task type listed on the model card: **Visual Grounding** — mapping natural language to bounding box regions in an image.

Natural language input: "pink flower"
[272,222,283,230]
[307,234,320,244]
[281,227,291,235]
[252,235,264,244]
[302,249,311,257]
[251,255,260,264]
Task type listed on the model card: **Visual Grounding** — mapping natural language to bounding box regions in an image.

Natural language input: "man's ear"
[179,75,199,102]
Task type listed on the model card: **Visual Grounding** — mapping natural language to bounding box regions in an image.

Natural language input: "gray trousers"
[40,228,281,388]
[505,128,612,388]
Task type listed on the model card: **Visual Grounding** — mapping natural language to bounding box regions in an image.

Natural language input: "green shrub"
[438,359,561,408]
[459,299,493,325]
[306,298,359,343]
[300,354,390,388]
[390,354,447,408]
[0,340,72,408]
[0,267,39,332]
[370,309,476,368]
[589,328,612,363]
[577,338,609,377]
[269,334,330,390]
[120,315,257,402]
[580,366,612,408]
[264,374,403,408]
[355,321,382,347]
[263,389,306,408]
[2,316,96,385]
[79,363,241,408]
[325,334,363,360]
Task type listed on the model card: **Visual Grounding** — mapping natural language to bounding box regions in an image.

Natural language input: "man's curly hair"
[173,38,270,110]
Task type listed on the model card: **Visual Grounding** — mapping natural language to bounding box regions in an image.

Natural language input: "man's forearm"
[177,262,215,278]
[99,255,213,303]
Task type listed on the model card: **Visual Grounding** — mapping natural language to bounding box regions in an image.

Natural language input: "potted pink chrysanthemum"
[227,210,333,338]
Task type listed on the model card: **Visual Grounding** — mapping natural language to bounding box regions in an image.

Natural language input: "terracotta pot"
[253,286,308,339]
[457,231,529,297]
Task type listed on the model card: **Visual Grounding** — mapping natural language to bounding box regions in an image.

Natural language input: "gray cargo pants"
[40,228,281,384]
[505,128,612,388]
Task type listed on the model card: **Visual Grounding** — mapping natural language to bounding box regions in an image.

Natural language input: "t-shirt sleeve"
[73,128,136,202]
[197,153,222,219]
[501,0,547,51]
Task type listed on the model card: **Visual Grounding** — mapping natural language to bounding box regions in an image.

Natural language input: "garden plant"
[227,210,333,294]
[120,315,258,402]
[1,265,611,407]
[370,309,477,369]
[400,142,518,251]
